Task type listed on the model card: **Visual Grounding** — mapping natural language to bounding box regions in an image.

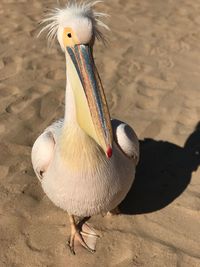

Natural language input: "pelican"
[32,1,139,254]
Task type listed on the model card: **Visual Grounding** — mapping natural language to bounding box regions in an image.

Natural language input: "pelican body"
[32,1,139,253]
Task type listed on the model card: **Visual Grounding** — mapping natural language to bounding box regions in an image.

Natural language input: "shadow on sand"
[120,122,200,215]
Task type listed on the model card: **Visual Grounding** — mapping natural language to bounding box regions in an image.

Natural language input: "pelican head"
[40,1,113,158]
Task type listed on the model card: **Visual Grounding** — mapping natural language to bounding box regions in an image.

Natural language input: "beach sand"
[0,0,200,266]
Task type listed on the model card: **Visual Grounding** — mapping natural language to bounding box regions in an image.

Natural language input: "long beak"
[65,45,113,158]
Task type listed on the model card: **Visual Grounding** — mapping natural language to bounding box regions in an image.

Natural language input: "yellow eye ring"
[63,28,78,47]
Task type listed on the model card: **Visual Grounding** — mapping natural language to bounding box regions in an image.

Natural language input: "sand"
[0,0,200,266]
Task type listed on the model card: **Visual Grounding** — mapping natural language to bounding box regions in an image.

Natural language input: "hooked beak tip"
[106,146,113,158]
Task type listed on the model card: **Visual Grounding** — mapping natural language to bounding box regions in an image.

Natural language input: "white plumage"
[32,1,139,253]
[32,119,139,216]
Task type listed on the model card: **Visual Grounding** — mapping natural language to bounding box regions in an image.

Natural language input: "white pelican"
[32,1,139,254]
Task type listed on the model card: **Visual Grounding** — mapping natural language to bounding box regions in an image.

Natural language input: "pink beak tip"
[107,146,113,158]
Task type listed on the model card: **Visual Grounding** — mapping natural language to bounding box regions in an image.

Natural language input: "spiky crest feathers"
[38,1,109,47]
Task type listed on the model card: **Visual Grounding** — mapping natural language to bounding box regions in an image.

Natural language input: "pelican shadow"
[120,122,200,215]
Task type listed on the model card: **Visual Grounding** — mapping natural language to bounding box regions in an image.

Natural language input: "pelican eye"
[67,33,72,38]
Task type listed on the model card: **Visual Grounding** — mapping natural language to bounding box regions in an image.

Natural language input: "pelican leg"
[68,215,98,254]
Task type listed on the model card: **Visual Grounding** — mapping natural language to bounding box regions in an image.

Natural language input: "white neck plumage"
[64,71,77,126]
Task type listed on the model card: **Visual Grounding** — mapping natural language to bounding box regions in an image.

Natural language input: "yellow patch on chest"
[58,125,106,173]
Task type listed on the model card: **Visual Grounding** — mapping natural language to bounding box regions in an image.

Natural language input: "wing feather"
[112,119,139,164]
[31,119,64,181]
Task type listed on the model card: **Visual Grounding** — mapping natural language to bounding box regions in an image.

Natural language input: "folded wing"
[31,119,63,181]
[112,119,139,164]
